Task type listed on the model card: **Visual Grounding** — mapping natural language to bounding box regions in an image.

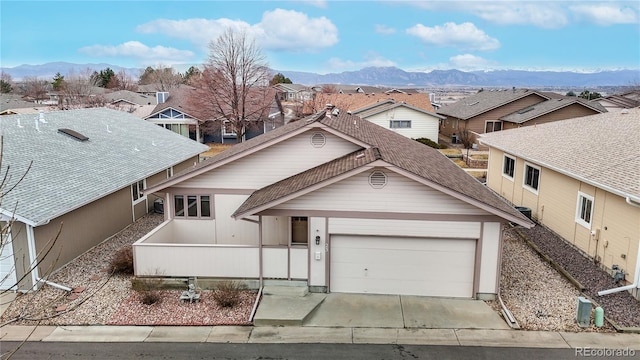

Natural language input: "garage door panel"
[330,235,475,298]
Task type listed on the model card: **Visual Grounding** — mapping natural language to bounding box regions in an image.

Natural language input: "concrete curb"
[2,325,639,348]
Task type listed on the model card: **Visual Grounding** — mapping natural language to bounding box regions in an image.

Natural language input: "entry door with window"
[291,217,308,245]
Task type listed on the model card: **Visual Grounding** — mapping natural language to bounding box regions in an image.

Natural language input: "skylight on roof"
[517,107,535,114]
[58,128,89,142]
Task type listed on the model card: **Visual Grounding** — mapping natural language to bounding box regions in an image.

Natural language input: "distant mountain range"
[2,62,638,88]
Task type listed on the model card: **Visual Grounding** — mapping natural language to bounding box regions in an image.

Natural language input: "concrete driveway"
[303,293,509,330]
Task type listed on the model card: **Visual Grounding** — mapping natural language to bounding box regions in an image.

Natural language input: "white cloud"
[375,24,396,35]
[327,53,397,71]
[448,54,495,70]
[570,4,638,25]
[256,9,338,51]
[136,9,338,53]
[406,22,500,51]
[293,0,328,8]
[79,41,195,61]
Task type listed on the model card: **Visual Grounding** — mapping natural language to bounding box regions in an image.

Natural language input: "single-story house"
[272,83,314,102]
[0,108,208,291]
[591,90,640,111]
[134,106,533,299]
[437,88,606,139]
[351,99,444,143]
[480,108,640,299]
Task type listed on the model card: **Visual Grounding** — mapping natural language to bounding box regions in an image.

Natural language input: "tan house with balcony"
[480,108,640,299]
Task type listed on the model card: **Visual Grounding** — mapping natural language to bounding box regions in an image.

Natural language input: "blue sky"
[1,0,639,73]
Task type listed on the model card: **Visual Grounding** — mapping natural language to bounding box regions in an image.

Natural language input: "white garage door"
[0,231,17,290]
[330,235,475,298]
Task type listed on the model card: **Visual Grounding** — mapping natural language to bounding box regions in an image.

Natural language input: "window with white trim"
[132,180,145,203]
[502,155,515,179]
[222,121,236,136]
[389,120,411,129]
[523,163,540,192]
[174,195,211,218]
[485,121,502,133]
[575,192,594,228]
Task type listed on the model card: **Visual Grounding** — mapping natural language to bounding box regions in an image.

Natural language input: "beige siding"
[329,218,482,239]
[214,194,258,245]
[178,131,361,189]
[275,170,490,215]
[262,216,289,246]
[8,222,31,289]
[34,187,133,279]
[365,108,440,142]
[486,146,640,285]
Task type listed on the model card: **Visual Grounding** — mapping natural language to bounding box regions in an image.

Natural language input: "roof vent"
[369,170,387,189]
[58,128,89,142]
[621,109,629,115]
[311,132,326,147]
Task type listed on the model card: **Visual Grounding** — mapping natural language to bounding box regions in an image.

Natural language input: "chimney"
[325,103,335,117]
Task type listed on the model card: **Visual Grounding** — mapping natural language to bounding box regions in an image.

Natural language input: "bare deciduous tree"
[58,69,100,109]
[138,66,183,92]
[17,77,49,102]
[188,28,273,142]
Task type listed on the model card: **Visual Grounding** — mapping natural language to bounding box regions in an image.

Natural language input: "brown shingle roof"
[480,108,640,201]
[500,97,606,124]
[229,111,532,224]
[437,89,550,120]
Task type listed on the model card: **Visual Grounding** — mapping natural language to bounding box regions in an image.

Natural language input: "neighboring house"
[351,99,444,143]
[480,108,640,299]
[104,90,157,107]
[144,86,202,142]
[0,108,208,291]
[310,84,385,94]
[437,88,607,139]
[0,94,53,115]
[273,83,313,102]
[591,90,640,111]
[134,106,533,300]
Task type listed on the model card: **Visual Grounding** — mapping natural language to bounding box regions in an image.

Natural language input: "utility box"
[576,296,592,328]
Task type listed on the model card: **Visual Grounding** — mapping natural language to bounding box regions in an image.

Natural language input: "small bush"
[109,246,134,275]
[212,280,245,308]
[132,277,161,305]
[414,137,446,149]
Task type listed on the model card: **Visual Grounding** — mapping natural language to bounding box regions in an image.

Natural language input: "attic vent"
[468,101,479,106]
[369,170,387,189]
[311,132,326,148]
[58,128,89,142]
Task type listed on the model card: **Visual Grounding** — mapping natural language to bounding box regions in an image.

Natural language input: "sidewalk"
[2,325,639,349]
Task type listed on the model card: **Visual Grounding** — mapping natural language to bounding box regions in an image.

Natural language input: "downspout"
[598,239,640,296]
[625,196,640,208]
[26,224,72,293]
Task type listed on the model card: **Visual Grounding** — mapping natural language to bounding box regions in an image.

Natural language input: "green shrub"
[212,280,245,308]
[414,137,446,149]
[109,246,134,275]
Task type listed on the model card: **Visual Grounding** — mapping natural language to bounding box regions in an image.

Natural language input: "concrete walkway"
[2,325,640,349]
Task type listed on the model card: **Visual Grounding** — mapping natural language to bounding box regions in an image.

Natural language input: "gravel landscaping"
[495,227,614,332]
[519,225,640,328]
[0,213,255,327]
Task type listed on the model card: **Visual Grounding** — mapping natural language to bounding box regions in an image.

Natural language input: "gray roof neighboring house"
[104,90,157,106]
[0,108,208,226]
[437,89,552,120]
[0,94,48,113]
[500,97,607,124]
[480,107,640,202]
[147,109,533,227]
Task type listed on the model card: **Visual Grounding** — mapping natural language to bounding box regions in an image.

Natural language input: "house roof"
[321,92,436,113]
[480,107,640,202]
[272,83,311,93]
[352,100,444,119]
[0,107,208,226]
[146,85,201,120]
[500,97,606,124]
[0,94,45,112]
[230,111,532,226]
[436,89,551,120]
[592,91,640,109]
[148,108,533,227]
[104,90,157,106]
